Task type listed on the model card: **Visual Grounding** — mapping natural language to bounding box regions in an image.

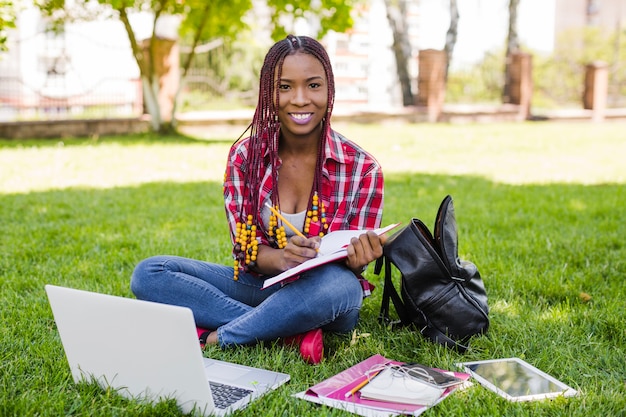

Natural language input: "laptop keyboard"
[209,381,253,409]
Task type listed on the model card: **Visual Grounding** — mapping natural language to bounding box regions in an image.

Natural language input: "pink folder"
[297,354,470,416]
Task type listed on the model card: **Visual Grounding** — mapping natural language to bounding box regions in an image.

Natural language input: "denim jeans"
[130,255,364,347]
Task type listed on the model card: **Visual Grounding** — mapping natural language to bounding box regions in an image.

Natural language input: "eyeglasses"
[366,363,436,384]
[365,362,464,389]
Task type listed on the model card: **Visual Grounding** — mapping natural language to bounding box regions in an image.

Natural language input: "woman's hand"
[344,231,387,274]
[254,235,321,276]
[283,235,321,270]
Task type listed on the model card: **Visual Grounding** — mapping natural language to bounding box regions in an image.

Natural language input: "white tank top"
[260,205,306,238]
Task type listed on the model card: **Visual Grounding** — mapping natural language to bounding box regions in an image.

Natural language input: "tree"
[0,0,17,52]
[383,0,413,106]
[268,0,355,41]
[35,0,356,133]
[443,0,458,80]
[502,0,520,103]
[384,0,459,106]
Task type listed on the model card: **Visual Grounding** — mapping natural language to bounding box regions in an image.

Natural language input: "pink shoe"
[285,329,324,365]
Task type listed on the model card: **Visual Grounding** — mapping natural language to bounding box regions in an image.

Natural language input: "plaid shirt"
[223,128,384,248]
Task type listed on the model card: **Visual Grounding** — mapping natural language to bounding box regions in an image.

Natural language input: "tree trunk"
[444,0,459,81]
[170,3,215,130]
[384,0,413,106]
[142,76,163,132]
[503,0,521,103]
[145,37,179,133]
[118,6,175,133]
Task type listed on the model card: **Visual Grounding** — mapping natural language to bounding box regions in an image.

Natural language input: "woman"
[131,35,384,364]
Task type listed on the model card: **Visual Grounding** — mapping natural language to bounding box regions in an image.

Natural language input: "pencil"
[264,202,307,239]
[344,370,381,398]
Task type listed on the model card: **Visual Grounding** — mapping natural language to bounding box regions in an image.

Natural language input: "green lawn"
[1,121,625,416]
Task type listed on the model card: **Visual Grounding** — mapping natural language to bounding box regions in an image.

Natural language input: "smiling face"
[276,52,329,142]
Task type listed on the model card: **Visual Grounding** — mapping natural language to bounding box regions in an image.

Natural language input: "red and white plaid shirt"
[223,128,384,248]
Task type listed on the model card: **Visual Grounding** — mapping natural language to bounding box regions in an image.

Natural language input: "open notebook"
[262,223,400,289]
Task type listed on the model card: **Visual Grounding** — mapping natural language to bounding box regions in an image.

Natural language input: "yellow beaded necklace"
[233,192,328,280]
[304,192,328,237]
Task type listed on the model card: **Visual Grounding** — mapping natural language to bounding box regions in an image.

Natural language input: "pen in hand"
[264,202,307,239]
[265,203,319,252]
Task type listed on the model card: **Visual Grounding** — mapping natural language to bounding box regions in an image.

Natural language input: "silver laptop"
[45,284,290,416]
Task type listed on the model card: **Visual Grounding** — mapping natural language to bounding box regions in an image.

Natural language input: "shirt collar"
[323,128,345,164]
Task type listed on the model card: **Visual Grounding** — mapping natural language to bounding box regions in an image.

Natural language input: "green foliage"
[179,0,251,44]
[532,26,626,108]
[267,0,356,40]
[446,26,626,109]
[0,0,16,51]
[1,122,626,416]
[446,51,504,104]
[180,34,267,102]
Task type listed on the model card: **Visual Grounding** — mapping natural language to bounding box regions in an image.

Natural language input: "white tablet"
[457,358,578,402]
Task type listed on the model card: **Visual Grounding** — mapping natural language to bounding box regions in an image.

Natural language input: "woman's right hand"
[254,236,320,276]
[282,235,321,270]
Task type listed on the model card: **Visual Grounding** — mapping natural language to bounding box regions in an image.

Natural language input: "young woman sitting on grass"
[130,35,385,364]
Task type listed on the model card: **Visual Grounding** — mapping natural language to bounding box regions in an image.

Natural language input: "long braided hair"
[237,34,336,237]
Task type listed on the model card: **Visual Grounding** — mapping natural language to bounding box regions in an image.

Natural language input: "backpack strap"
[376,256,391,323]
[420,324,470,353]
[376,255,470,353]
[377,256,412,327]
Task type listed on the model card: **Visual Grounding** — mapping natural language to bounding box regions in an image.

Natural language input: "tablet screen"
[458,358,577,401]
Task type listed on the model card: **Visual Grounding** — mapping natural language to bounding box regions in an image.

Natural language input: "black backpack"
[375,195,489,352]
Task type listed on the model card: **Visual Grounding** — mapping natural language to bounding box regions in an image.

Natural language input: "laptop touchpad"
[205,362,251,381]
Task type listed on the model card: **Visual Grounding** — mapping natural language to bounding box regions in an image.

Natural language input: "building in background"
[0,7,141,121]
[324,0,420,110]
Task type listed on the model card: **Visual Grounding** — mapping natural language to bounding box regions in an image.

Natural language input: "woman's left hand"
[344,231,386,274]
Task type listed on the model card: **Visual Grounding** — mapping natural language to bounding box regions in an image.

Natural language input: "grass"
[1,121,625,416]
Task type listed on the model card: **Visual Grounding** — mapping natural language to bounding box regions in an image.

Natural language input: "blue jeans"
[130,255,364,347]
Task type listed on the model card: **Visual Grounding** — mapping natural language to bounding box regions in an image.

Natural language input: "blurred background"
[0,0,624,136]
